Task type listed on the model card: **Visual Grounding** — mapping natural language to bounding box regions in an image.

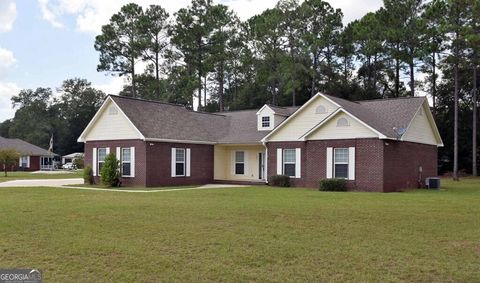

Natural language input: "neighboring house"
[62,152,84,164]
[0,136,57,171]
[78,93,443,192]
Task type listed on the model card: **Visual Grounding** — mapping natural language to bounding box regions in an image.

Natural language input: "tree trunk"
[155,48,160,97]
[409,60,415,97]
[395,57,400,97]
[473,66,478,176]
[131,57,136,98]
[204,75,207,109]
[218,62,224,112]
[311,54,317,97]
[432,52,437,116]
[453,61,459,181]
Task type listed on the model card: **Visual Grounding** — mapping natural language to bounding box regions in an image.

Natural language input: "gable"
[402,102,442,146]
[306,111,379,141]
[266,96,339,141]
[81,100,144,141]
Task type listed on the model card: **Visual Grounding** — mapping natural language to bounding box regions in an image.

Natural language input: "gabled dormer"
[256,105,275,131]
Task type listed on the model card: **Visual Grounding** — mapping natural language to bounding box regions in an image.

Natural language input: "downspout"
[262,141,268,184]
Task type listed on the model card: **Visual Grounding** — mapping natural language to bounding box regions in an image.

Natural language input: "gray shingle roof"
[0,136,55,156]
[110,94,426,144]
[323,94,426,139]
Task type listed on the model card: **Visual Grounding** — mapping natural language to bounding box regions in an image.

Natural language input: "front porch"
[214,144,267,183]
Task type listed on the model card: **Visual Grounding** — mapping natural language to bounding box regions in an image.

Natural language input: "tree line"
[0,0,479,178]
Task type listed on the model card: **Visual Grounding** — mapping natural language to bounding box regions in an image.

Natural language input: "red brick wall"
[267,139,384,191]
[267,139,437,192]
[85,140,147,187]
[84,140,214,187]
[383,140,437,192]
[145,142,214,187]
[29,156,40,171]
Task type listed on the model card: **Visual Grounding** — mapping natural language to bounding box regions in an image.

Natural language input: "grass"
[0,178,479,282]
[0,170,83,183]
[68,184,197,191]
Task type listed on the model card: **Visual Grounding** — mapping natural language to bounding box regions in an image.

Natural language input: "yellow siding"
[84,101,143,141]
[308,112,378,140]
[268,96,339,141]
[402,103,438,145]
[214,145,265,181]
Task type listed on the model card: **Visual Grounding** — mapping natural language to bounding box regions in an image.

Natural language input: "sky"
[0,0,384,121]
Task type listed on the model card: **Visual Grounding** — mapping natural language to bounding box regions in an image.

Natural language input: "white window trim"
[174,148,186,177]
[333,148,349,179]
[234,151,245,175]
[282,149,296,178]
[121,147,132,177]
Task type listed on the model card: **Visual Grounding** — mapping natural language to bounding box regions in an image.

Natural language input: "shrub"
[73,155,84,169]
[319,178,348,191]
[83,166,94,185]
[100,153,120,187]
[269,175,290,187]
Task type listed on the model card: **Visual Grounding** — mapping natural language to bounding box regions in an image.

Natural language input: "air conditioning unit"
[425,177,441,189]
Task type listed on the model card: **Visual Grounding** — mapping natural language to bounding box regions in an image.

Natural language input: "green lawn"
[0,179,479,282]
[0,170,83,182]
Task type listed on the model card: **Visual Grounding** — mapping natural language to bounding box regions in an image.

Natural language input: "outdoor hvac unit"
[425,177,441,189]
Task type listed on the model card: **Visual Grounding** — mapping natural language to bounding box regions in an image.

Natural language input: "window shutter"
[348,147,355,180]
[27,156,30,168]
[326,147,333,178]
[186,148,191,177]
[18,157,21,166]
[116,147,120,159]
[92,147,97,176]
[276,148,282,175]
[106,147,110,155]
[131,147,135,177]
[171,148,176,177]
[295,148,301,178]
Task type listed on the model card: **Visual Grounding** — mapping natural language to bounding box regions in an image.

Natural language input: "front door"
[258,152,265,180]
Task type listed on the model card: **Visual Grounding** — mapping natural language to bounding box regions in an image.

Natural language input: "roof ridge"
[109,95,227,117]
[357,96,426,103]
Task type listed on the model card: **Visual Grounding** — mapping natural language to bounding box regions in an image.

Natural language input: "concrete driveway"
[0,178,83,187]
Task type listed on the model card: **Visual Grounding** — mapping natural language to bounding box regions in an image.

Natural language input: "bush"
[269,175,291,187]
[319,178,348,191]
[100,153,120,187]
[73,155,84,169]
[83,166,94,185]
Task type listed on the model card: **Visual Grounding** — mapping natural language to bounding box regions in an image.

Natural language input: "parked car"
[62,162,76,170]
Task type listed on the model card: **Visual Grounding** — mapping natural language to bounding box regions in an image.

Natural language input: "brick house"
[78,93,443,192]
[0,136,57,171]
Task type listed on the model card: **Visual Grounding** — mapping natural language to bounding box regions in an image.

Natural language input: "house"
[78,93,443,192]
[62,152,84,164]
[0,136,57,171]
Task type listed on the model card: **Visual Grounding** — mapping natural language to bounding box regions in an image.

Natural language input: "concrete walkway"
[0,178,249,193]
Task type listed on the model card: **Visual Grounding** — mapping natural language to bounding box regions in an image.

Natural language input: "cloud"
[38,0,65,28]
[0,82,20,121]
[0,47,16,77]
[0,0,17,32]
[325,0,383,24]
[93,76,126,95]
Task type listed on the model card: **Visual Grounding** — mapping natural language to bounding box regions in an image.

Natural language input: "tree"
[95,3,144,98]
[140,5,170,96]
[299,0,343,97]
[0,149,19,177]
[171,0,215,110]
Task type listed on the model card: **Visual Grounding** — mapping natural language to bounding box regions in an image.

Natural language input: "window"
[261,116,270,128]
[334,148,349,179]
[235,151,245,175]
[175,148,186,176]
[316,105,327,114]
[97,148,107,173]
[283,149,296,177]
[20,156,28,167]
[121,148,131,177]
[336,117,350,127]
